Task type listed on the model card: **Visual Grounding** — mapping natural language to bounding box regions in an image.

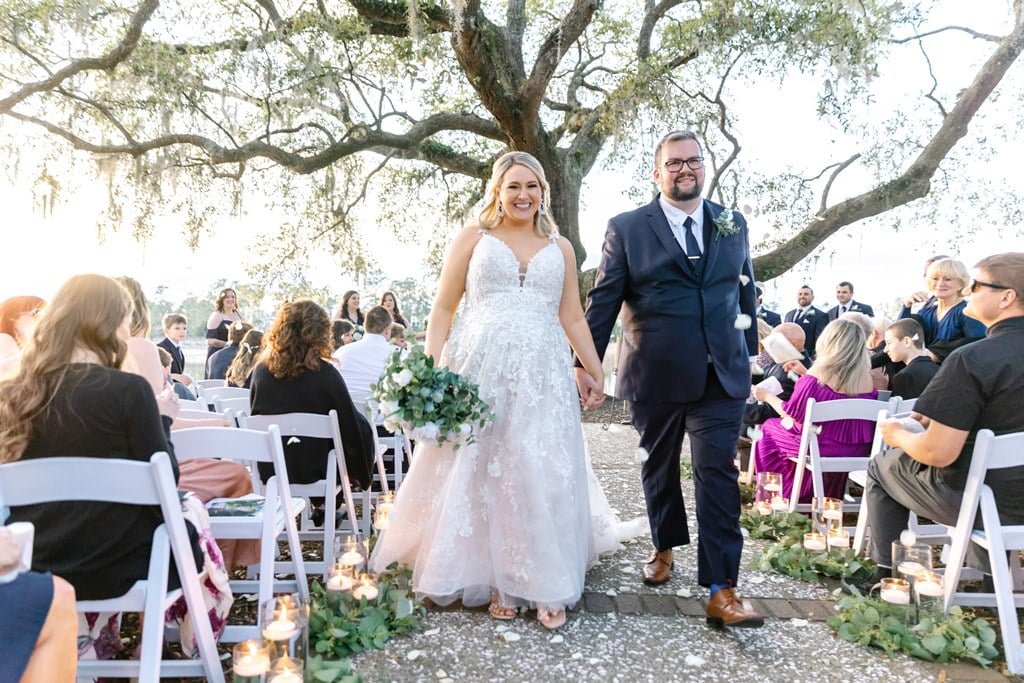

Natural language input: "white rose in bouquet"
[392,368,414,387]
[413,421,440,442]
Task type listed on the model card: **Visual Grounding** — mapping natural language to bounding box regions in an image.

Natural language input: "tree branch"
[816,154,861,213]
[0,0,159,114]
[891,25,1004,44]
[754,11,1024,279]
[637,0,685,60]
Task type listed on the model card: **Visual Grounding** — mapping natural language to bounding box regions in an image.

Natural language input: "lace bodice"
[461,232,564,319]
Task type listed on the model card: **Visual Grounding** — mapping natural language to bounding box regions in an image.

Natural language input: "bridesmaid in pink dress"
[753,318,878,502]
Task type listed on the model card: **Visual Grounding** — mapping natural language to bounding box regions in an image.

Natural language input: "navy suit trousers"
[632,365,745,587]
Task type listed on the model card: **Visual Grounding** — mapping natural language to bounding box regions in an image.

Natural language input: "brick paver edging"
[580,592,834,621]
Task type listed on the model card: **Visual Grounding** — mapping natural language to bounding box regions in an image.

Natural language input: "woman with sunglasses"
[0,296,45,380]
[899,257,986,363]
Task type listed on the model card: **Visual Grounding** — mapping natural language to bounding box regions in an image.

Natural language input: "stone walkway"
[349,424,1011,682]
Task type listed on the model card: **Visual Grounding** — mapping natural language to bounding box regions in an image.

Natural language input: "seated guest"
[862,252,1024,589]
[752,318,774,370]
[380,291,409,328]
[156,313,193,389]
[0,274,207,602]
[0,526,77,682]
[753,318,878,502]
[250,299,375,490]
[828,281,874,320]
[0,295,45,380]
[207,320,253,381]
[745,323,810,428]
[389,322,408,350]
[840,311,889,390]
[755,286,781,327]
[883,319,939,400]
[333,305,393,404]
[867,315,902,389]
[226,329,263,388]
[158,347,196,400]
[899,257,986,363]
[331,320,355,352]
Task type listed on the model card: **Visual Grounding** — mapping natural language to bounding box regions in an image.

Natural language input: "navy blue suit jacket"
[585,197,758,403]
[827,300,875,321]
[757,308,782,327]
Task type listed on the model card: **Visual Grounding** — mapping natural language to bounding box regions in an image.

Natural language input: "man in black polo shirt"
[857,252,1024,585]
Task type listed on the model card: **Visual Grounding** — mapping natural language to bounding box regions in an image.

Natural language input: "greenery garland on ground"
[756,536,877,582]
[308,563,427,682]
[828,594,1000,666]
[739,509,810,540]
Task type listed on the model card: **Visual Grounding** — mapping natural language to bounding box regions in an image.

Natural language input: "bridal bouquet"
[370,345,494,449]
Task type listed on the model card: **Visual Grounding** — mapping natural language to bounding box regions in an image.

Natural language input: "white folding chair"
[171,426,309,640]
[201,386,250,404]
[893,397,918,414]
[194,379,226,392]
[352,398,403,493]
[0,453,224,682]
[176,408,230,422]
[214,395,251,415]
[942,429,1024,674]
[788,397,896,512]
[239,410,368,579]
[177,397,208,411]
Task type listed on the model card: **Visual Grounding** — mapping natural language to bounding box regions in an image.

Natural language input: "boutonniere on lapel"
[714,209,741,240]
[805,309,815,316]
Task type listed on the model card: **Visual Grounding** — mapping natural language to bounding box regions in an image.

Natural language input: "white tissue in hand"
[763,332,804,364]
[734,314,752,330]
[900,529,917,546]
[634,447,649,465]
[739,274,750,286]
[781,416,795,430]
[755,376,783,396]
[750,362,765,376]
[788,371,801,382]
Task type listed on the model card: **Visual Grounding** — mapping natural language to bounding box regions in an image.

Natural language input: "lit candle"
[339,537,364,566]
[764,482,782,493]
[232,640,269,680]
[821,509,842,521]
[754,501,772,516]
[803,532,827,551]
[827,530,850,549]
[770,496,789,512]
[268,657,304,683]
[375,507,391,530]
[352,573,379,601]
[326,569,354,593]
[897,561,928,580]
[880,577,911,605]
[262,616,298,641]
[915,579,944,597]
[378,492,395,513]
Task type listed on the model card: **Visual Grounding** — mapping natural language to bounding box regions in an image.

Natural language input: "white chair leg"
[852,491,870,555]
[139,532,171,682]
[984,509,1024,674]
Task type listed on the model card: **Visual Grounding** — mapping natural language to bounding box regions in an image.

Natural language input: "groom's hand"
[574,368,605,409]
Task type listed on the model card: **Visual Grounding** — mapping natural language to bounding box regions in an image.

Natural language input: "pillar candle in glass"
[892,541,932,588]
[827,529,850,550]
[352,572,379,601]
[268,657,304,683]
[880,577,912,624]
[755,472,783,505]
[770,496,790,516]
[326,563,355,593]
[260,594,308,666]
[812,497,843,535]
[336,536,366,569]
[914,570,945,618]
[803,532,827,551]
[232,640,270,683]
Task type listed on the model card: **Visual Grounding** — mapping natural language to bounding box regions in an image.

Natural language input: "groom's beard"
[667,175,703,202]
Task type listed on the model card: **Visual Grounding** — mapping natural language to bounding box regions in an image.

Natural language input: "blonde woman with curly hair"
[370,151,632,631]
[249,298,374,491]
[753,318,879,502]
[898,257,986,362]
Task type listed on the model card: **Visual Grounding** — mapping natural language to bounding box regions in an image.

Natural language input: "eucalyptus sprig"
[309,563,427,668]
[828,594,999,666]
[740,509,811,541]
[756,537,876,582]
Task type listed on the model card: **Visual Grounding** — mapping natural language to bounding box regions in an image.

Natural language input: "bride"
[369,151,633,629]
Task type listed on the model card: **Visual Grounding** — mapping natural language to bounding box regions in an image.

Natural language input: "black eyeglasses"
[663,157,704,172]
[969,279,1013,293]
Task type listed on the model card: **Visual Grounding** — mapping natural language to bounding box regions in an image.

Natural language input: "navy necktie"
[683,216,702,264]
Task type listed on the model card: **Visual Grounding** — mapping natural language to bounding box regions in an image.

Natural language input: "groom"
[577,130,764,628]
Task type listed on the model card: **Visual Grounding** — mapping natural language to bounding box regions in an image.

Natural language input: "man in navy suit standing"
[828,281,874,320]
[755,285,782,327]
[578,130,764,628]
[784,285,828,358]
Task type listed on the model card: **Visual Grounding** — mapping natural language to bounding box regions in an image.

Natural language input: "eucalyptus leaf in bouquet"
[370,345,494,449]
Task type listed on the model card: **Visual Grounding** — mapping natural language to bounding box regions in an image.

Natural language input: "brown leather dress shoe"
[705,587,765,628]
[642,548,674,586]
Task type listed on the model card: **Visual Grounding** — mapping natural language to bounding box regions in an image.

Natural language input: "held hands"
[573,367,605,409]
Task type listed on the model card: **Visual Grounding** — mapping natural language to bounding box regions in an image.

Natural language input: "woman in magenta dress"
[753,318,878,502]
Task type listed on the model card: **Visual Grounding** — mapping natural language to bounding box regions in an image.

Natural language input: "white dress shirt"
[658,195,704,256]
[333,333,394,405]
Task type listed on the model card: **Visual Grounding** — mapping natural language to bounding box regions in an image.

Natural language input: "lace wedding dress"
[370,232,641,610]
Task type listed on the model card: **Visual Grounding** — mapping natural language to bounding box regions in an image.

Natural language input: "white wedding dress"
[370,231,641,609]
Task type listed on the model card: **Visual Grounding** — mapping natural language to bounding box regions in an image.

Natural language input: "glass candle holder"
[336,535,366,569]
[378,491,395,514]
[892,540,933,588]
[770,496,790,516]
[374,506,392,531]
[755,472,783,504]
[232,640,270,683]
[267,656,304,683]
[260,594,308,667]
[813,497,844,535]
[879,577,912,624]
[326,563,355,593]
[914,570,945,618]
[351,572,379,601]
[803,532,827,551]
[827,529,851,550]
[753,500,772,516]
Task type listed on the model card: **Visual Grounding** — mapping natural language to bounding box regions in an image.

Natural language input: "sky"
[1,0,1021,317]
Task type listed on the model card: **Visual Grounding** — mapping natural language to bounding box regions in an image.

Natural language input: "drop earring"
[540,200,546,213]
[497,202,504,216]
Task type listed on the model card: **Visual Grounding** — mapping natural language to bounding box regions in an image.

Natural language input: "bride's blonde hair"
[0,274,131,462]
[477,152,559,237]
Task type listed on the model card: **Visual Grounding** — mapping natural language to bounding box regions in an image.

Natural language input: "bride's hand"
[574,368,604,409]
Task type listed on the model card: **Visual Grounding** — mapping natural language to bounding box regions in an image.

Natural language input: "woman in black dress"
[205,287,244,375]
[0,274,204,602]
[250,299,374,490]
[380,291,408,327]
[333,290,364,327]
